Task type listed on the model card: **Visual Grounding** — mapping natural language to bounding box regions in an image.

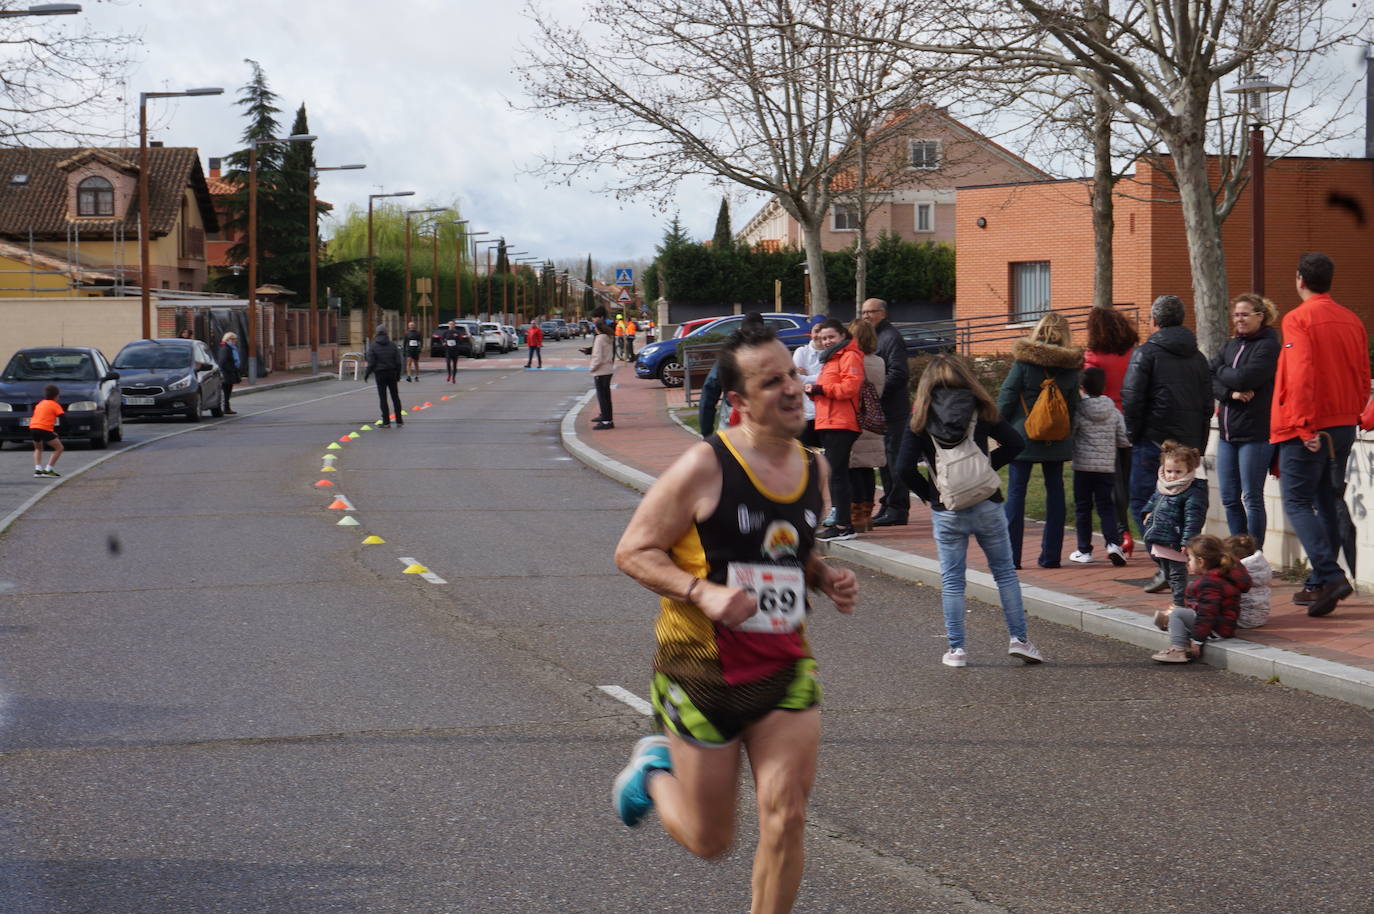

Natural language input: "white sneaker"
[1106,543,1128,567]
[1069,550,1094,564]
[1008,638,1045,663]
[942,647,967,667]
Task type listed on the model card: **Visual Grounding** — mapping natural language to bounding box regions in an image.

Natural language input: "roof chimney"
[208,156,221,178]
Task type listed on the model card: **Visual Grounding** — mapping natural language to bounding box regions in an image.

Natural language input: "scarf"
[1156,466,1196,497]
[817,336,850,363]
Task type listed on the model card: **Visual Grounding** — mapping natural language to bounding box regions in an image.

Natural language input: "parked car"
[429,322,484,358]
[672,317,720,339]
[540,320,562,341]
[479,322,510,353]
[896,325,958,357]
[551,319,571,340]
[502,325,520,349]
[111,338,224,422]
[635,313,816,387]
[0,346,123,448]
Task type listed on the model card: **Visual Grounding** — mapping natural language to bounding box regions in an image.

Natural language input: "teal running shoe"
[612,734,672,827]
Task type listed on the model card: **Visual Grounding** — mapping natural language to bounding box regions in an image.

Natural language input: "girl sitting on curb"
[1152,534,1251,663]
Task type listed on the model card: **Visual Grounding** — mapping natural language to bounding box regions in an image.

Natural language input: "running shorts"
[650,658,819,746]
[30,429,57,443]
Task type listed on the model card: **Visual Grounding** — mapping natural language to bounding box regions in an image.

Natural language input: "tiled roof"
[0,146,219,240]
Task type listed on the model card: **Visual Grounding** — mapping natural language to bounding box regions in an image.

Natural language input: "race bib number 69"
[727,563,805,633]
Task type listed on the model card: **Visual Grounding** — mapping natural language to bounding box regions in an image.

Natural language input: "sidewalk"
[562,368,1374,709]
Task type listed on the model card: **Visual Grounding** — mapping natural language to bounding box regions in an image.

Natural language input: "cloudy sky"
[75,0,733,269]
[44,1,1374,272]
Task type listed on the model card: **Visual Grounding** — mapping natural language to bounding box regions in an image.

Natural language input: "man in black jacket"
[365,325,404,427]
[1120,295,1212,576]
[861,299,911,526]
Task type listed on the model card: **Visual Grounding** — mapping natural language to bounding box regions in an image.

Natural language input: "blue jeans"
[1215,438,1274,547]
[1129,439,1163,534]
[1278,427,1356,588]
[1004,460,1066,567]
[931,498,1028,650]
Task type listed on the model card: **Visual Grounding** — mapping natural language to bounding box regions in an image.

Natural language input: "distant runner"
[612,321,857,914]
[402,321,423,382]
[442,320,462,384]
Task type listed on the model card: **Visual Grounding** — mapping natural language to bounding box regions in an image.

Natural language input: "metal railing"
[894,303,1142,357]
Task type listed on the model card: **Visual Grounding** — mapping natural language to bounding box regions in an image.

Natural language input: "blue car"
[0,346,124,448]
[635,312,816,388]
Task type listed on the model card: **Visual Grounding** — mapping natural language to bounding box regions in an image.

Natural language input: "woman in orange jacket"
[805,318,865,541]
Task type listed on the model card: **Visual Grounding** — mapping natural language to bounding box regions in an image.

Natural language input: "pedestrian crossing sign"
[615,268,634,285]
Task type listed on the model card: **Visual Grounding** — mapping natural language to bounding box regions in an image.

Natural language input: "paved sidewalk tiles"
[564,367,1374,709]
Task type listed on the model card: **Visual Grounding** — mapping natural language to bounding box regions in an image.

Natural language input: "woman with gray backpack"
[897,354,1046,668]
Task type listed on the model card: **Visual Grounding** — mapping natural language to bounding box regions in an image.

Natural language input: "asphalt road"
[0,340,1371,913]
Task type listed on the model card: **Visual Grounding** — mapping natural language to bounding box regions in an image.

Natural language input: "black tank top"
[655,431,823,686]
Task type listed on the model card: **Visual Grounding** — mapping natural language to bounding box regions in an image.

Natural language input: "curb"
[558,396,1374,710]
[235,373,335,397]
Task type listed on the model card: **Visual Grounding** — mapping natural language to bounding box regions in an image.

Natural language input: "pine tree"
[711,197,732,250]
[273,103,315,297]
[583,254,594,314]
[219,60,289,294]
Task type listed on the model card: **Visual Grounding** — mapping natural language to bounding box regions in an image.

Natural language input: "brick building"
[956,155,1374,352]
[738,107,1047,252]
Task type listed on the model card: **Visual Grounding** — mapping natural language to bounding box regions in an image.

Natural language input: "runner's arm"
[615,443,759,628]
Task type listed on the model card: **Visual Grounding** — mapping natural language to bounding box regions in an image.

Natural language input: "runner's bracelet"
[684,577,700,605]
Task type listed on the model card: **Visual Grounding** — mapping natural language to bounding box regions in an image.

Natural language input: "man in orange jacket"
[1271,252,1370,618]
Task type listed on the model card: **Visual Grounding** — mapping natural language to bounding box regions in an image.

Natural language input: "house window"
[909,139,940,169]
[915,203,933,233]
[1011,261,1051,323]
[832,204,859,231]
[76,176,114,217]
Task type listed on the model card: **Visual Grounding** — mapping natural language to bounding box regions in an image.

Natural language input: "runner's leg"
[744,707,820,914]
[648,730,741,859]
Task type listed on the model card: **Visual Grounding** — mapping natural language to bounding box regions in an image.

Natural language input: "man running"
[441,320,462,383]
[612,322,857,914]
[402,321,424,382]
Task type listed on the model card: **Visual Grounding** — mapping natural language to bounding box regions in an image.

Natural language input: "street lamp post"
[246,132,315,384]
[308,163,365,375]
[469,234,495,320]
[436,221,475,322]
[0,4,82,17]
[138,87,223,340]
[1225,73,1287,296]
[366,191,415,338]
[403,207,446,326]
[504,250,528,324]
[475,238,502,320]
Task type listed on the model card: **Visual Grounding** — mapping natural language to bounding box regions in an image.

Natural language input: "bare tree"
[809,0,1367,352]
[519,0,946,314]
[0,4,138,146]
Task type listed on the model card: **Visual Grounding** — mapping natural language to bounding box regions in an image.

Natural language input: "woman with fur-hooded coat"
[997,312,1084,568]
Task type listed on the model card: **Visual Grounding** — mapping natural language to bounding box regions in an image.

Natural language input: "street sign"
[614,268,634,285]
[617,288,633,303]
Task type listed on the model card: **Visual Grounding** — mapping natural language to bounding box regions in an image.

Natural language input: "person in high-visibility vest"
[614,315,627,360]
[624,318,638,360]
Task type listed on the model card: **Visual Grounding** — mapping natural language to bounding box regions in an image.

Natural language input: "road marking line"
[598,685,652,716]
[398,557,446,584]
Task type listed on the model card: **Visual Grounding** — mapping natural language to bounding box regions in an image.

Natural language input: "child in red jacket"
[1151,534,1251,663]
